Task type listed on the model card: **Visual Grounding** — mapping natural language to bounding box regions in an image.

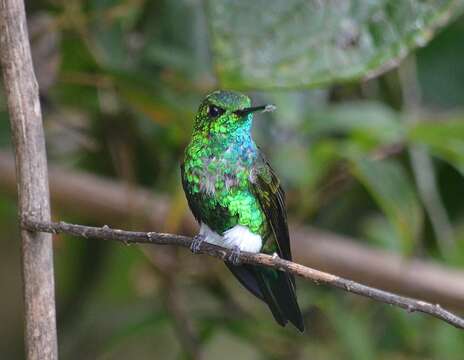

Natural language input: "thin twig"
[23,219,464,331]
[3,152,463,309]
[2,152,464,309]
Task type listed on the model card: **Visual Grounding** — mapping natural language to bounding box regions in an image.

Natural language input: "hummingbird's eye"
[208,105,224,118]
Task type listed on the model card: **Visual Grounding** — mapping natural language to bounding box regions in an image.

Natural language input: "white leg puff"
[200,223,262,253]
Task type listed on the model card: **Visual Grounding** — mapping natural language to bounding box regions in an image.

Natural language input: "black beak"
[234,104,276,117]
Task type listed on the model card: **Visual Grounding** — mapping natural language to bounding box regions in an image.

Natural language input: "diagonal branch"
[22,218,464,331]
[2,151,464,310]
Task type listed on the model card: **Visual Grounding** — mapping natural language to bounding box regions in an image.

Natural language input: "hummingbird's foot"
[227,245,241,265]
[190,234,205,254]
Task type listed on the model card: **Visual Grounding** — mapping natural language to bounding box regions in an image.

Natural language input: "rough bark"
[0,1,58,359]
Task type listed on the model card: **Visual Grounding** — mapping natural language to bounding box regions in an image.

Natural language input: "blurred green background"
[1,0,464,359]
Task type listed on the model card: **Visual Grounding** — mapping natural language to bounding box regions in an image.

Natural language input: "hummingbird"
[181,90,304,331]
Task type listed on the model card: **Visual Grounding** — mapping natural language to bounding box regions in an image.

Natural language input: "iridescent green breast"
[182,132,268,236]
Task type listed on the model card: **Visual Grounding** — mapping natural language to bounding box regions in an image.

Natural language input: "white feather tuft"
[199,222,223,245]
[199,223,262,253]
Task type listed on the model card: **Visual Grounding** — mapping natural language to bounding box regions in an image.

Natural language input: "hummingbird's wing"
[250,155,291,261]
[247,154,304,332]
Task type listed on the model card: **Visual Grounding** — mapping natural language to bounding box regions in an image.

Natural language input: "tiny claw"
[190,234,205,254]
[227,245,241,265]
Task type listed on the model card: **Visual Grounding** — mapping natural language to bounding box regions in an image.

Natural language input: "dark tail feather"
[225,263,264,301]
[226,263,304,332]
[270,270,305,332]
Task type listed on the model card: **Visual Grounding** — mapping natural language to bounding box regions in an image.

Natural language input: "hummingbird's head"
[193,90,275,136]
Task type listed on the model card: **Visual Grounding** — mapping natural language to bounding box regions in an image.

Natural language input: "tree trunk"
[0,0,58,359]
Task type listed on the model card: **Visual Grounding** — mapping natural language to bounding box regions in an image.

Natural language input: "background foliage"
[1,0,464,358]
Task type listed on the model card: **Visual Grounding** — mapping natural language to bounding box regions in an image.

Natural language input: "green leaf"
[417,17,464,108]
[408,118,464,175]
[351,158,423,252]
[304,101,404,144]
[208,0,464,89]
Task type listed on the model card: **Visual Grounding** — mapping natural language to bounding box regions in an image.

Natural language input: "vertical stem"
[399,56,455,255]
[0,1,58,359]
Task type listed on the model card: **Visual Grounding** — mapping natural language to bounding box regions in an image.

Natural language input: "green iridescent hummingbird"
[181,90,304,331]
